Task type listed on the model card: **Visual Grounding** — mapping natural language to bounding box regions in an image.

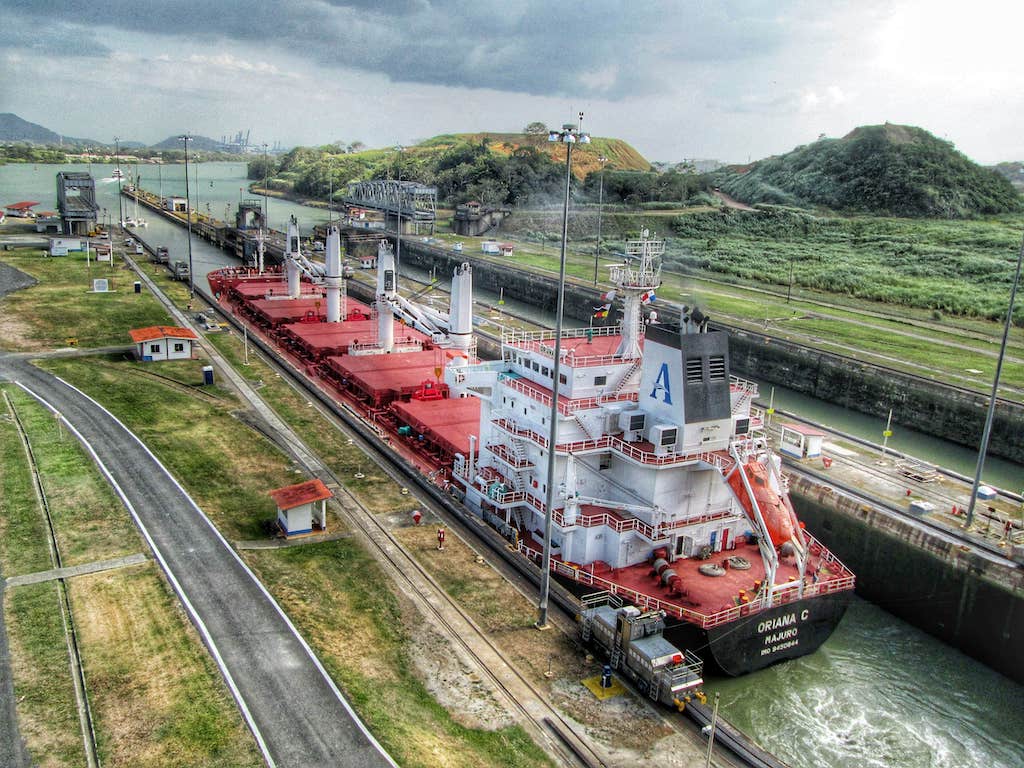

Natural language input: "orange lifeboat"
[727,459,797,548]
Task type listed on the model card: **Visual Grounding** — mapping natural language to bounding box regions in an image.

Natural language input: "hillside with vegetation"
[714,124,1022,218]
[248,129,654,208]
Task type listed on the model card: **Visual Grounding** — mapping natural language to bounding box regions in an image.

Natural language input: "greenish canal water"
[3,162,1022,768]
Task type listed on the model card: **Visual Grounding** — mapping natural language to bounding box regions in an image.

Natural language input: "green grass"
[5,583,84,766]
[5,387,140,567]
[0,248,170,350]
[39,355,296,541]
[0,391,53,577]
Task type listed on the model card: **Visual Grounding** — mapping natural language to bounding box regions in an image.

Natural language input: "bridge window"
[559,373,567,385]
[594,375,607,386]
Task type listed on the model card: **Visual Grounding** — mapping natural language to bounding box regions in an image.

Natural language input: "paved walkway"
[0,356,394,768]
[5,553,148,588]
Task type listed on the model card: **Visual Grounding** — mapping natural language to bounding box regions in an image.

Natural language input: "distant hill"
[991,161,1024,191]
[0,113,62,144]
[150,134,224,152]
[715,124,1022,218]
[418,132,650,178]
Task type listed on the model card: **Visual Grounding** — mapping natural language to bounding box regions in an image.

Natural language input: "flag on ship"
[600,289,617,302]
[593,303,611,319]
[640,290,656,305]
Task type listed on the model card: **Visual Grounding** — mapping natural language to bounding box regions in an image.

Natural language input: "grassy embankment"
[433,209,1024,395]
[0,247,170,351]
[0,387,262,768]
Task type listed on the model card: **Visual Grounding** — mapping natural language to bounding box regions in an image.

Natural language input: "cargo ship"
[209,221,855,676]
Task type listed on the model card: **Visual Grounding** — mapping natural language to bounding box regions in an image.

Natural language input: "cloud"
[0,0,805,99]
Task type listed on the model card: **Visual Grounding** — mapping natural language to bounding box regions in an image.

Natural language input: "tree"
[523,122,548,136]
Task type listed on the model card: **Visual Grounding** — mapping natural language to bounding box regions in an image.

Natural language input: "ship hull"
[664,590,852,676]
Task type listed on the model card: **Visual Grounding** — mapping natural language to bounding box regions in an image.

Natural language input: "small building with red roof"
[778,422,826,459]
[128,325,199,362]
[4,201,40,218]
[268,478,332,536]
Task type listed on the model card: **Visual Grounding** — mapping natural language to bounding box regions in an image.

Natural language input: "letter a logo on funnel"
[650,362,673,404]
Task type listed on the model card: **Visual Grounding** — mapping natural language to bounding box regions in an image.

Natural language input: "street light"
[593,155,608,285]
[179,133,195,297]
[965,229,1024,527]
[394,145,404,291]
[114,136,123,228]
[537,113,591,629]
[262,143,270,228]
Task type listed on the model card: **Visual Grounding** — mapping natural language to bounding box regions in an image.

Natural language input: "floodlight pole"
[538,113,590,629]
[965,229,1023,527]
[593,155,607,285]
[179,134,195,297]
[114,136,123,228]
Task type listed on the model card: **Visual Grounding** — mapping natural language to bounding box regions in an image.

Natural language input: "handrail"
[499,374,638,415]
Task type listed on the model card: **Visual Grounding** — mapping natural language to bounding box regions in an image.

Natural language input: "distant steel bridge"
[344,179,437,233]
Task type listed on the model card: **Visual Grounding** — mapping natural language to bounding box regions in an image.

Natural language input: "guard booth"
[778,423,825,459]
[269,478,331,537]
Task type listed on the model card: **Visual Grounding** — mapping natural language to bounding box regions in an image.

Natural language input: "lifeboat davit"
[727,459,797,548]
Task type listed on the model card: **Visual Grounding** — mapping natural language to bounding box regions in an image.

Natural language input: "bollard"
[601,664,613,689]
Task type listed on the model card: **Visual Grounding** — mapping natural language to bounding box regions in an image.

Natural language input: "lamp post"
[394,145,404,291]
[262,143,270,229]
[114,136,123,228]
[179,133,195,297]
[593,155,607,285]
[537,113,590,629]
[965,230,1024,527]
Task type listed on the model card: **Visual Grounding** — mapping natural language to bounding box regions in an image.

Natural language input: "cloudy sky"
[2,0,1021,164]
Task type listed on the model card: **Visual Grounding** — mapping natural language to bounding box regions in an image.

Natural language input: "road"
[0,355,395,768]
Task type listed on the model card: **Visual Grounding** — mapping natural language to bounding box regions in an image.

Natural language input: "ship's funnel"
[448,263,473,351]
[285,216,301,299]
[325,226,342,323]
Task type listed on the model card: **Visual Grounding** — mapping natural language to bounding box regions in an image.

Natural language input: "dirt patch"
[402,597,515,731]
[391,523,687,765]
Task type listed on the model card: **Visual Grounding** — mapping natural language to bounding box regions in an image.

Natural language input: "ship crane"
[372,240,474,353]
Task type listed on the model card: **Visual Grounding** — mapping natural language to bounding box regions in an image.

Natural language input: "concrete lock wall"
[789,475,1024,685]
[393,239,1024,464]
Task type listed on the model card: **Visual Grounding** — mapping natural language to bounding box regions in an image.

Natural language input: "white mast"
[325,226,344,323]
[447,263,473,353]
[285,216,301,299]
[609,230,663,359]
[376,240,396,352]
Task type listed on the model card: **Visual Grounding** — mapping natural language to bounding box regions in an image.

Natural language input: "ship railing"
[499,374,638,414]
[490,417,734,471]
[730,375,759,398]
[502,325,621,345]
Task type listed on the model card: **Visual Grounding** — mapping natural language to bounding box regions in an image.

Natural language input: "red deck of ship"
[519,529,852,621]
[391,396,480,460]
[280,315,415,360]
[509,333,625,364]
[323,348,450,406]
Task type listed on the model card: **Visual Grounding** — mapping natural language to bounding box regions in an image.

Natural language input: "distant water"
[712,598,1024,768]
[3,162,1023,768]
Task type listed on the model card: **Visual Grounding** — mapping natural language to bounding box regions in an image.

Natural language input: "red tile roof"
[781,422,826,437]
[129,325,199,343]
[269,478,333,510]
[4,201,40,210]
